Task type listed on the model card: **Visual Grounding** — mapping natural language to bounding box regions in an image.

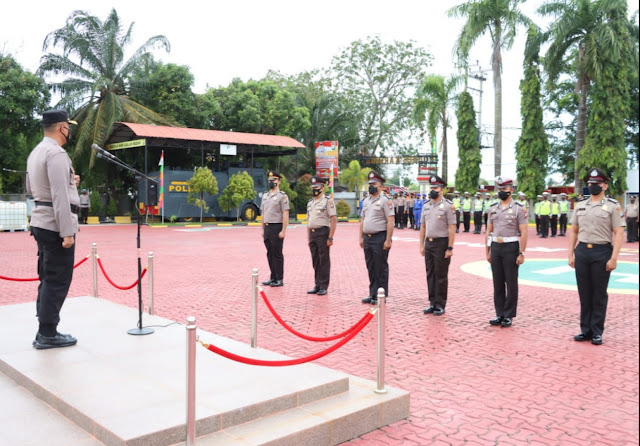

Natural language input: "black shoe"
[501,318,512,327]
[423,306,435,314]
[262,280,275,286]
[369,298,378,305]
[456,229,459,233]
[270,280,284,287]
[433,308,445,316]
[489,317,503,326]
[591,335,603,345]
[34,333,77,350]
[317,289,327,296]
[362,296,375,304]
[307,287,319,294]
[574,333,591,342]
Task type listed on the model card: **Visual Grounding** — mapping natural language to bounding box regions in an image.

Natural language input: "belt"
[264,222,282,226]
[426,237,448,242]
[309,227,328,232]
[490,236,519,243]
[364,231,386,237]
[35,201,79,215]
[579,242,611,249]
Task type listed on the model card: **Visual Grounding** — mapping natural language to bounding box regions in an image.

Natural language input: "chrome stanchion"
[375,287,387,394]
[186,316,196,446]
[251,268,259,348]
[92,243,98,298]
[148,252,154,315]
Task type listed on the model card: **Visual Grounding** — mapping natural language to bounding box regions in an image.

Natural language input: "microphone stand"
[95,148,155,336]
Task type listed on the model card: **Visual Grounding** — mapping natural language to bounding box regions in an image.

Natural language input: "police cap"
[495,176,514,188]
[267,170,282,179]
[42,109,77,126]
[368,171,385,184]
[585,168,610,184]
[310,176,325,187]
[429,175,446,187]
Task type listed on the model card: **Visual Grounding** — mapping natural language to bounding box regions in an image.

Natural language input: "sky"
[1,0,635,185]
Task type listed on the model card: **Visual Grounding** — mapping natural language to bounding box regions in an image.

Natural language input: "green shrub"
[336,199,351,218]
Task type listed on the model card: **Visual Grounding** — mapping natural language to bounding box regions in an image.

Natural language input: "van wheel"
[241,204,259,221]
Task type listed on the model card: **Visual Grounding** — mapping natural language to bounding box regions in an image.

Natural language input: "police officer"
[624,195,638,242]
[452,191,461,233]
[486,177,528,328]
[461,191,472,232]
[306,177,337,296]
[360,171,395,304]
[397,192,406,229]
[261,171,289,287]
[79,189,90,224]
[413,193,424,231]
[483,192,492,233]
[539,192,551,238]
[550,194,560,237]
[569,168,624,345]
[407,193,415,229]
[473,192,483,234]
[420,175,456,316]
[534,195,543,235]
[26,110,80,349]
[559,193,570,236]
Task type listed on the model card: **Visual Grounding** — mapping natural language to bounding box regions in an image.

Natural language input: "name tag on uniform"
[602,205,608,211]
[508,209,513,214]
[272,195,278,200]
[375,203,381,207]
[439,204,443,208]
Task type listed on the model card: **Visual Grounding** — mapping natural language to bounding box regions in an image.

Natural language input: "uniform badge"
[439,203,443,208]
[329,201,334,208]
[387,201,393,210]
[591,169,598,177]
[602,205,607,211]
[508,209,513,214]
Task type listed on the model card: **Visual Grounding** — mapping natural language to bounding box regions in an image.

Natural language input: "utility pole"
[466,61,492,149]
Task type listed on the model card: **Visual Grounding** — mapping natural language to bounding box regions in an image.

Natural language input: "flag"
[329,163,334,199]
[158,151,164,209]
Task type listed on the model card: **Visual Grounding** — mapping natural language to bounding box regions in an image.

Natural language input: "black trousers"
[363,231,389,298]
[490,241,520,318]
[559,213,568,235]
[484,214,489,232]
[424,237,451,309]
[535,215,541,234]
[473,211,483,233]
[575,243,612,337]
[31,227,75,330]
[455,211,461,231]
[398,206,405,228]
[540,215,550,237]
[550,215,558,236]
[408,207,414,227]
[626,217,638,242]
[308,226,331,290]
[263,223,284,281]
[463,211,471,232]
[80,207,89,224]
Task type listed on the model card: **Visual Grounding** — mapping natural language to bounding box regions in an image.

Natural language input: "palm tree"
[38,9,173,168]
[538,0,629,192]
[413,74,464,184]
[338,160,371,193]
[448,0,531,177]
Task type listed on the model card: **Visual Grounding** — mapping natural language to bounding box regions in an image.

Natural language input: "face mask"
[312,188,322,197]
[429,190,439,199]
[61,126,71,144]
[589,184,603,196]
[268,181,277,190]
[498,191,511,201]
[368,185,378,195]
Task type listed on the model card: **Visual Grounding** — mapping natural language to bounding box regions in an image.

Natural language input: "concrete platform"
[0,297,409,445]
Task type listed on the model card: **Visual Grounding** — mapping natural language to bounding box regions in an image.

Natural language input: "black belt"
[309,226,329,232]
[579,242,611,249]
[35,201,79,215]
[264,222,282,226]
[426,237,448,242]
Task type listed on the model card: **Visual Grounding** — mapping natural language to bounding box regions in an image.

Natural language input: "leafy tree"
[413,74,463,183]
[338,160,371,193]
[294,173,313,216]
[277,176,297,215]
[539,0,630,191]
[515,25,549,199]
[454,91,482,193]
[0,54,50,192]
[106,196,118,216]
[449,0,531,177]
[89,191,102,216]
[187,167,218,222]
[218,171,257,220]
[331,36,433,156]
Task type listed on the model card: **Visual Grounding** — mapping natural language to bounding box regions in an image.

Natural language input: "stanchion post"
[148,252,154,315]
[251,268,258,348]
[186,316,196,446]
[92,243,98,298]
[375,287,387,394]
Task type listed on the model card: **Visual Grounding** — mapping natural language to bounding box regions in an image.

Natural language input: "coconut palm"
[413,74,464,184]
[338,160,371,193]
[448,0,531,177]
[538,0,630,191]
[37,8,173,168]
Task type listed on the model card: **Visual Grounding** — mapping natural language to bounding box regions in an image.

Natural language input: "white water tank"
[0,201,29,231]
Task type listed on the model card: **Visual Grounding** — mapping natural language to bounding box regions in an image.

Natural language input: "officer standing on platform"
[569,168,624,345]
[306,177,337,296]
[624,195,638,242]
[420,175,456,316]
[486,177,528,328]
[534,195,543,235]
[473,192,484,234]
[539,192,551,238]
[261,171,289,287]
[360,171,395,304]
[559,193,570,236]
[26,110,80,349]
[452,191,461,233]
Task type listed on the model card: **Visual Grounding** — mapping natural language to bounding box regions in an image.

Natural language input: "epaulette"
[444,198,452,204]
[490,201,499,207]
[425,199,432,204]
[514,201,523,207]
[577,196,588,202]
[607,198,618,204]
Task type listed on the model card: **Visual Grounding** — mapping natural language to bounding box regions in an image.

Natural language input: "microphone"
[91,143,115,159]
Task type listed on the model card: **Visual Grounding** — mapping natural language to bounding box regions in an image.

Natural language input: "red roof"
[114,122,305,149]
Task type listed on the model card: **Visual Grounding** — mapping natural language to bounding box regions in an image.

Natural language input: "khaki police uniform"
[624,200,638,242]
[261,188,289,283]
[421,196,456,311]
[361,189,394,299]
[407,196,415,228]
[307,194,337,292]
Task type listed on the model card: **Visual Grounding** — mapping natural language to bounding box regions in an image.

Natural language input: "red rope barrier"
[97,257,147,290]
[0,254,90,282]
[260,289,370,342]
[199,310,375,367]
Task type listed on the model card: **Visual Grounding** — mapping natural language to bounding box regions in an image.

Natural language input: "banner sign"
[315,141,339,179]
[106,138,146,151]
[220,144,237,156]
[358,155,432,166]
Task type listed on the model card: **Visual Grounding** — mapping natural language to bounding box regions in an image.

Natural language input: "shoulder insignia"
[329,200,335,208]
[490,202,499,207]
[387,201,393,210]
[607,198,619,204]
[515,201,523,207]
[444,198,452,204]
[577,197,588,202]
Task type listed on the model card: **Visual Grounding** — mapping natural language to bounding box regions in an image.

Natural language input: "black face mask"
[498,191,511,201]
[268,181,277,190]
[312,188,322,196]
[61,126,71,144]
[368,185,378,195]
[429,190,439,199]
[589,184,603,196]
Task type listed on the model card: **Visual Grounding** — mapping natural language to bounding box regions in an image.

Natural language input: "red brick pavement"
[1,223,638,445]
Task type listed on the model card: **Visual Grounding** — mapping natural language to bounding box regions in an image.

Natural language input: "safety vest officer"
[261,170,289,287]
[539,192,551,238]
[534,195,543,235]
[473,192,483,234]
[486,177,528,328]
[550,194,560,237]
[420,175,456,316]
[452,191,461,233]
[559,193,570,236]
[462,192,472,232]
[306,177,337,296]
